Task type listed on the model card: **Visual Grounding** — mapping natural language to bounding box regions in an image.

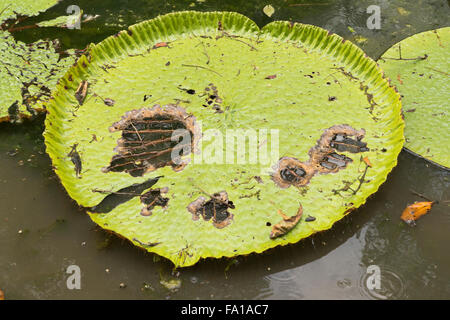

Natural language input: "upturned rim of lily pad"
[43,11,404,267]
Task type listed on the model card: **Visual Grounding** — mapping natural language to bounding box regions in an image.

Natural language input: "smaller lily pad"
[0,0,60,22]
[36,10,83,28]
[378,27,449,168]
[0,30,77,122]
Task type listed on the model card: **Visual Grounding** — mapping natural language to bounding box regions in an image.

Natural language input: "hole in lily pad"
[140,187,169,216]
[319,152,353,171]
[271,157,315,188]
[309,124,369,173]
[42,12,405,267]
[103,104,199,176]
[187,191,235,229]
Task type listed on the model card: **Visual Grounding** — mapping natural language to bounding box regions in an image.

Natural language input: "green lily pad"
[44,11,404,267]
[0,0,59,22]
[378,27,449,168]
[36,9,83,28]
[0,30,77,122]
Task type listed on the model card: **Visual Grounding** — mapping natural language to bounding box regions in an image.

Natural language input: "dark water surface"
[1,0,449,299]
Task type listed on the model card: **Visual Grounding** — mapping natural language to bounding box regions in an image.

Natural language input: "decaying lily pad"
[102,104,200,176]
[0,30,77,122]
[378,27,449,168]
[44,11,404,267]
[36,9,83,28]
[0,1,79,122]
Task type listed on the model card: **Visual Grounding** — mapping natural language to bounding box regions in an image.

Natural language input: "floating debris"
[401,201,434,226]
[160,278,181,292]
[263,5,275,17]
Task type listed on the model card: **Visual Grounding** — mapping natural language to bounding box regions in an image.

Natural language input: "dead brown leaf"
[401,201,434,225]
[362,156,372,167]
[270,204,303,239]
[153,42,168,49]
[75,80,88,105]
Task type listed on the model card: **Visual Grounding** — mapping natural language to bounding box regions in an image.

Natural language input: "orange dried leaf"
[153,42,168,48]
[401,201,433,224]
[362,156,372,167]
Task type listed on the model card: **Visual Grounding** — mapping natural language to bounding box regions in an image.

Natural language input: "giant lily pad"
[44,11,404,267]
[378,27,449,168]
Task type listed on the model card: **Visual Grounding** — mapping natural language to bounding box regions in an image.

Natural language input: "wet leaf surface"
[263,5,275,18]
[43,11,404,267]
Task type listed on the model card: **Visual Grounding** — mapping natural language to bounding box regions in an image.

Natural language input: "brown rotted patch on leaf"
[75,80,88,105]
[187,191,235,229]
[202,83,223,113]
[103,104,200,177]
[309,124,368,173]
[315,124,368,153]
[270,204,303,239]
[309,146,353,173]
[271,125,369,189]
[140,187,169,216]
[271,157,315,188]
[68,143,82,178]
